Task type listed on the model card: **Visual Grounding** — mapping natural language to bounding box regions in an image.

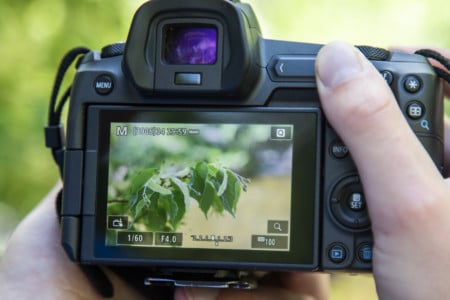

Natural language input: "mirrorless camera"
[57,0,444,288]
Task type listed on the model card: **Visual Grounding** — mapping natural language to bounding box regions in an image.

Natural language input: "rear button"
[357,243,373,263]
[328,243,347,263]
[94,75,114,95]
[406,101,425,120]
[404,75,421,93]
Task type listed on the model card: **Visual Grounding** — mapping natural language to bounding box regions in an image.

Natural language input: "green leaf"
[174,167,190,178]
[106,202,129,216]
[206,163,220,177]
[146,178,171,195]
[128,168,157,196]
[170,176,190,207]
[199,180,216,218]
[189,161,208,198]
[158,194,178,228]
[217,167,228,196]
[220,170,241,217]
[170,182,187,229]
[134,198,146,219]
[145,209,167,231]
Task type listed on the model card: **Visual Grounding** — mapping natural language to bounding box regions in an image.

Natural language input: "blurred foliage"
[0,0,448,298]
[0,0,145,217]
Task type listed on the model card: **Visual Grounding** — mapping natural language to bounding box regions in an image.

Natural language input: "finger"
[174,286,313,300]
[259,272,329,300]
[390,46,450,97]
[446,117,450,177]
[173,272,328,300]
[315,41,447,233]
[0,184,145,300]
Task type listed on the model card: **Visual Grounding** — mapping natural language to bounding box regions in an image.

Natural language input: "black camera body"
[60,0,443,286]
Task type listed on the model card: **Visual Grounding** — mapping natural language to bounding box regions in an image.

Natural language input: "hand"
[0,189,330,300]
[174,272,330,300]
[0,183,146,300]
[2,43,449,300]
[316,41,450,299]
[176,42,450,300]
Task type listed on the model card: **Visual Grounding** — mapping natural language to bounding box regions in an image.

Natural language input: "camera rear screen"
[92,109,319,266]
[164,25,217,65]
[106,122,294,251]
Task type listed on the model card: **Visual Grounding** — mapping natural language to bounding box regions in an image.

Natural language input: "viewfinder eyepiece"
[164,25,218,65]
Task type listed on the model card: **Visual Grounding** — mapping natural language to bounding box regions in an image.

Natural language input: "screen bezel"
[82,106,321,269]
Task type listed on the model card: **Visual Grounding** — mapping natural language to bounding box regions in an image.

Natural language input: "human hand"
[2,42,449,300]
[174,272,330,300]
[175,42,450,300]
[0,188,330,300]
[316,41,450,299]
[0,186,330,300]
[0,183,146,300]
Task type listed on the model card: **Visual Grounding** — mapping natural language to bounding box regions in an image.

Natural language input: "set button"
[329,176,370,230]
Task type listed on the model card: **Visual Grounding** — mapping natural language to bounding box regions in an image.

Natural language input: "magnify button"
[268,220,289,234]
[420,120,430,131]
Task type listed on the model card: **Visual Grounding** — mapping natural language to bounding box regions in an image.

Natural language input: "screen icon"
[267,220,289,234]
[271,126,292,140]
[108,216,129,229]
[251,235,288,250]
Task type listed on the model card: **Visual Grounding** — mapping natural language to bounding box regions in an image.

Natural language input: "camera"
[57,0,444,288]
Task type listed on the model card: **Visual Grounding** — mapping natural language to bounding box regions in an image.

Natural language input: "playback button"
[328,243,347,264]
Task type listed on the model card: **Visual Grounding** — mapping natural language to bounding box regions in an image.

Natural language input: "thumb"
[315,41,445,232]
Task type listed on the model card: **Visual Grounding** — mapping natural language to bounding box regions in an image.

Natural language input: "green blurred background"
[0,0,448,299]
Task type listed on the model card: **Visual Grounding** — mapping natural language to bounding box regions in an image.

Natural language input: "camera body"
[60,0,443,285]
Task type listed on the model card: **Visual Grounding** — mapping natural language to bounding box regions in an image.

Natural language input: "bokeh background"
[0,0,448,299]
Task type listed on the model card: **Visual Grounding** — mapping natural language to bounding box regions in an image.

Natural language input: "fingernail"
[316,41,364,88]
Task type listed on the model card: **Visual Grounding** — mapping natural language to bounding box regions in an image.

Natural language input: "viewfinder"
[164,25,218,65]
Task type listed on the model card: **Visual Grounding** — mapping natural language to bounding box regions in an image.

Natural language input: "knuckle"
[395,186,448,231]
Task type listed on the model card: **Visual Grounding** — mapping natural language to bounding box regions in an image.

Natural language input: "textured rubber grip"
[101,42,125,58]
[356,45,391,61]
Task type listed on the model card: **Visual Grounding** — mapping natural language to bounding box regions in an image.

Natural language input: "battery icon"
[188,129,200,135]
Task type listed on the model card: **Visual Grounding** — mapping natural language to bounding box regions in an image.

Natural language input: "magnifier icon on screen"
[274,222,282,232]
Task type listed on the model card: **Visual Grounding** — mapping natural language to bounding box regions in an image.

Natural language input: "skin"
[0,41,449,300]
